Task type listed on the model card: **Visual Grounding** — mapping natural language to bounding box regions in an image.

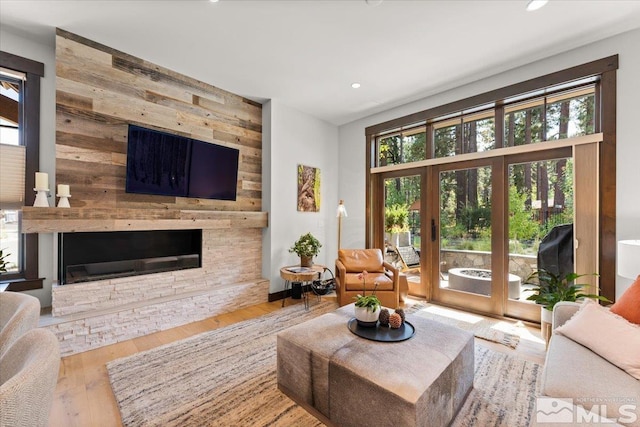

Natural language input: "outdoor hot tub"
[447,268,521,300]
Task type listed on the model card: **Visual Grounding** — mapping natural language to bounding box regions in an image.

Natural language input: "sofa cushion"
[338,249,385,273]
[610,276,640,325]
[343,273,394,292]
[541,334,640,425]
[555,299,640,380]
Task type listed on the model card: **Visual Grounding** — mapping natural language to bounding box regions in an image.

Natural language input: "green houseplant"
[385,204,410,247]
[384,204,409,233]
[0,248,10,273]
[525,269,610,312]
[525,269,610,344]
[289,232,322,267]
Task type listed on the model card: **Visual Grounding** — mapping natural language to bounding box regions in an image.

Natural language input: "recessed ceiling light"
[351,83,361,89]
[526,0,548,11]
[209,0,219,3]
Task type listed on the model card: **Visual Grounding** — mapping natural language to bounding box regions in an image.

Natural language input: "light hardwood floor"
[47,296,546,427]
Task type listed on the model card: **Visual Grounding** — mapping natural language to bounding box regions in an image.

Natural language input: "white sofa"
[535,301,640,427]
[0,292,40,358]
[0,328,60,427]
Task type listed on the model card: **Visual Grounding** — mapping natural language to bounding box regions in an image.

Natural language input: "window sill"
[0,277,44,292]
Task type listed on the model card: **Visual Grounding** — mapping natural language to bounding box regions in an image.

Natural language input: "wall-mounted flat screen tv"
[125,125,239,201]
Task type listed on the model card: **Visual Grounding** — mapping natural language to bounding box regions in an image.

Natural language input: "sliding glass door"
[504,150,573,321]
[429,160,502,313]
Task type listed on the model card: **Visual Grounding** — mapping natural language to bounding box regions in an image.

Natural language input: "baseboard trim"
[268,284,313,302]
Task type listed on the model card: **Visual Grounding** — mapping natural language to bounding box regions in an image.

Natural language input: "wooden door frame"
[366,55,618,302]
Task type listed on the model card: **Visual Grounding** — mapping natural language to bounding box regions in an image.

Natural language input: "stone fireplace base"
[41,279,269,356]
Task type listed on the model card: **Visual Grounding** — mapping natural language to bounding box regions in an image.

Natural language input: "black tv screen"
[125,125,239,201]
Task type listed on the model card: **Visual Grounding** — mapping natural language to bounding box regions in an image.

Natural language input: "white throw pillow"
[555,299,640,380]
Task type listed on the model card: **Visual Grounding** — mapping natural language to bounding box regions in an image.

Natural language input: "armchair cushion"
[338,249,385,273]
[343,272,394,292]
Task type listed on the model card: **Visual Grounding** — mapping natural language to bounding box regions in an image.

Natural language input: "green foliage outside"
[378,91,593,256]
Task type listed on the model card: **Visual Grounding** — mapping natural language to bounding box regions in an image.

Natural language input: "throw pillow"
[610,275,640,324]
[555,299,640,380]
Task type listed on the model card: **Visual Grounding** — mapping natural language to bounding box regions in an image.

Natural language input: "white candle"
[58,184,70,197]
[35,172,48,190]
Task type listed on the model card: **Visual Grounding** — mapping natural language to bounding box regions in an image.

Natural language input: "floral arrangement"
[353,270,381,312]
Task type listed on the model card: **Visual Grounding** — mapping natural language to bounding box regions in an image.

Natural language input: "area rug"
[108,301,541,427]
[406,302,523,349]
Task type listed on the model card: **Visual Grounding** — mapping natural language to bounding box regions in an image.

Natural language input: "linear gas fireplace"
[58,229,202,285]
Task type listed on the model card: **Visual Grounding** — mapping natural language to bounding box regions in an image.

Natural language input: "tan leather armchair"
[335,248,400,308]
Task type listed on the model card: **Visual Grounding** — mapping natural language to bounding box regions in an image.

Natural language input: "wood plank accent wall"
[55,28,262,212]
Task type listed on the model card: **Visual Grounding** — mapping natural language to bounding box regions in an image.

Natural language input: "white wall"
[338,27,640,299]
[1,28,56,306]
[263,100,339,293]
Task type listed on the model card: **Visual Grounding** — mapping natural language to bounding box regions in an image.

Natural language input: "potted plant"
[384,204,410,247]
[289,232,322,267]
[525,269,610,343]
[353,271,381,327]
[0,248,9,273]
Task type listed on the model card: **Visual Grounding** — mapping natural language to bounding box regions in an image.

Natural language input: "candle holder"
[57,194,71,208]
[33,188,50,207]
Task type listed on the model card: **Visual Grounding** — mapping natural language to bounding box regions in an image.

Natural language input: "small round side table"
[280,264,326,310]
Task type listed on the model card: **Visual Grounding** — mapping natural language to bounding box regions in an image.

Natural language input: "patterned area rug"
[406,302,524,349]
[108,301,541,426]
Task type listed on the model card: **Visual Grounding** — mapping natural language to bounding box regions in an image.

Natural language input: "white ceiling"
[2,0,640,126]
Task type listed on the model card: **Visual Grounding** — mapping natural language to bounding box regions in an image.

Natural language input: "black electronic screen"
[125,125,239,201]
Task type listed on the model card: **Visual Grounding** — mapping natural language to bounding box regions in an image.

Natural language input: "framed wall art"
[297,164,320,212]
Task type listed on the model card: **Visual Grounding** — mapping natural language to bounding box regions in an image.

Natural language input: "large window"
[378,125,426,166]
[0,73,23,274]
[367,56,618,309]
[505,84,595,146]
[433,109,495,157]
[0,51,44,289]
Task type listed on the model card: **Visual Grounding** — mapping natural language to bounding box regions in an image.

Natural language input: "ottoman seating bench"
[277,304,474,427]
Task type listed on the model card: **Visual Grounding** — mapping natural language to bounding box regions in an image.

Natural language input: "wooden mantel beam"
[21,207,268,233]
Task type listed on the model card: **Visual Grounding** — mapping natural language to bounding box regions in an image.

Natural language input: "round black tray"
[347,318,415,342]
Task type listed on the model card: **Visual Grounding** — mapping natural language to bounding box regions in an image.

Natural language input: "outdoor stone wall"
[386,248,537,280]
[44,279,269,356]
[441,249,537,280]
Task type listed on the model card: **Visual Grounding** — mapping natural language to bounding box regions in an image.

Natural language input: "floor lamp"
[618,240,640,280]
[336,200,348,250]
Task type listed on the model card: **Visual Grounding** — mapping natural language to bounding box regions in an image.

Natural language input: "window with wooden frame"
[366,56,618,303]
[0,51,44,291]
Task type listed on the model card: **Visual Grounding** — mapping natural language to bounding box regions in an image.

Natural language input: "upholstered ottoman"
[277,304,474,427]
